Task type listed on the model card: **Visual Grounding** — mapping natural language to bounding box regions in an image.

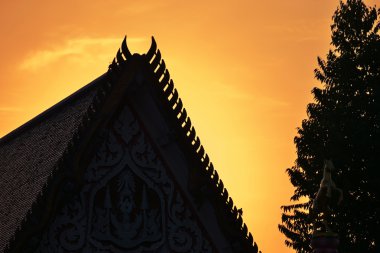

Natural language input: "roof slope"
[0,75,104,251]
[0,37,259,253]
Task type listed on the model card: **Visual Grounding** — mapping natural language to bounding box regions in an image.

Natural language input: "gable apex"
[0,36,260,253]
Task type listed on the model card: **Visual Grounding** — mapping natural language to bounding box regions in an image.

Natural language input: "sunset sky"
[0,1,377,252]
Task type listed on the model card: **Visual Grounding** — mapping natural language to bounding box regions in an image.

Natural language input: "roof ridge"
[132,37,259,253]
[0,75,104,145]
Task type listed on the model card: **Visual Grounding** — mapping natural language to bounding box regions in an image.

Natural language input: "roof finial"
[121,36,132,59]
[146,36,157,62]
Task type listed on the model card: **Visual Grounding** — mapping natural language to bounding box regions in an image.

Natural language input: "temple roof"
[0,37,259,253]
[0,75,103,251]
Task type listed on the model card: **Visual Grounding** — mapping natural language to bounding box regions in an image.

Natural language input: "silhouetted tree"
[279,1,380,252]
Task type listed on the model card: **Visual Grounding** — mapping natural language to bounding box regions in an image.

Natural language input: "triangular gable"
[1,37,259,253]
[35,101,216,252]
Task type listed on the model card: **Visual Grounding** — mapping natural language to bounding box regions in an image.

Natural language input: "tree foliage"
[279,1,380,252]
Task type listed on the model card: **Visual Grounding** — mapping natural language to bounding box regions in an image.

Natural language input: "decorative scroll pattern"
[35,105,212,253]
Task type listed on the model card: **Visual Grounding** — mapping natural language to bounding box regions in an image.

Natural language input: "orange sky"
[0,1,377,252]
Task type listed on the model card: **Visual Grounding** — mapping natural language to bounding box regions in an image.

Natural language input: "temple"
[0,37,259,253]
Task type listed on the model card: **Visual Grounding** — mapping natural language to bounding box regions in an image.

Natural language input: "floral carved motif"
[35,106,212,253]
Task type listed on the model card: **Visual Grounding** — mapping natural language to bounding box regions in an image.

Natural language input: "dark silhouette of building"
[0,37,259,253]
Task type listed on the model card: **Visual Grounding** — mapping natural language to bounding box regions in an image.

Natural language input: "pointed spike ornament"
[198,145,205,159]
[248,232,254,245]
[222,188,229,202]
[146,36,157,62]
[227,196,233,210]
[237,214,243,228]
[203,154,210,167]
[155,60,166,77]
[242,223,248,235]
[233,206,239,218]
[168,89,179,107]
[121,36,132,59]
[193,136,201,150]
[213,170,219,183]
[218,180,224,192]
[164,80,174,98]
[178,109,187,123]
[253,242,258,253]
[207,162,214,175]
[173,99,183,116]
[151,50,161,70]
[160,70,170,87]
[188,127,196,141]
[183,117,192,133]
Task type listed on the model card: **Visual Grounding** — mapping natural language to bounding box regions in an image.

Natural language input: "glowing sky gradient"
[0,1,377,252]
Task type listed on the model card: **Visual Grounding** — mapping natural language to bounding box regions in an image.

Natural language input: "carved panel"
[35,106,213,253]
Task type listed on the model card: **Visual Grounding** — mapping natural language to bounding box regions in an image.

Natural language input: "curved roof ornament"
[146,36,157,62]
[108,36,131,72]
[121,36,132,59]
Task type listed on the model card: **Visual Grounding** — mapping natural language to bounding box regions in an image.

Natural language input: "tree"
[279,1,380,252]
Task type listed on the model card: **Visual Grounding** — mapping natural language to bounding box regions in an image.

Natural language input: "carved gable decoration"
[0,37,259,253]
[36,105,213,252]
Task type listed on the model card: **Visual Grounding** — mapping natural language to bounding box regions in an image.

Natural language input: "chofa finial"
[121,36,132,59]
[146,36,157,62]
[109,35,132,71]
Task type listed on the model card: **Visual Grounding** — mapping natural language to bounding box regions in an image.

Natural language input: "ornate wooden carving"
[35,106,213,253]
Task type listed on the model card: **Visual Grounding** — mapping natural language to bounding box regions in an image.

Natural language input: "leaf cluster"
[279,1,380,252]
